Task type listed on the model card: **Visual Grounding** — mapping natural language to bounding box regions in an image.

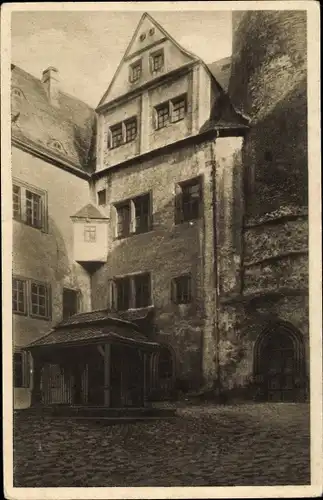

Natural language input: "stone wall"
[215,11,309,399]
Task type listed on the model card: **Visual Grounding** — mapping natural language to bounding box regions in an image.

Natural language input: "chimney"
[41,67,60,106]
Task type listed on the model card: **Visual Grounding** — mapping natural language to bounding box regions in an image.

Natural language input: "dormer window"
[48,139,64,153]
[129,60,142,83]
[12,88,23,99]
[150,49,164,73]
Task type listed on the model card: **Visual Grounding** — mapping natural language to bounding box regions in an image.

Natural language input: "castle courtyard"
[14,403,310,487]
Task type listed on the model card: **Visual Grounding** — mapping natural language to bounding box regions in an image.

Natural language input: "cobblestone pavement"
[13,403,310,487]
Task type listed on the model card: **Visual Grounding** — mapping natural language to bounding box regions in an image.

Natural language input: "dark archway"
[253,321,307,402]
[149,345,176,401]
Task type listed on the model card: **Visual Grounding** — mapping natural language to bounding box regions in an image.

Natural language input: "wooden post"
[31,355,42,406]
[103,344,111,407]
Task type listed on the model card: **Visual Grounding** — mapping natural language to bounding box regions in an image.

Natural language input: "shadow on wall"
[243,77,308,216]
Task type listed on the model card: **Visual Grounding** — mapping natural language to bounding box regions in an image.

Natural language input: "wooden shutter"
[110,204,117,239]
[171,278,177,304]
[109,279,117,311]
[174,184,183,225]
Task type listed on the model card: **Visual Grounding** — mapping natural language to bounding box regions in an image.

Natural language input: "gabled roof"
[97,12,199,109]
[208,56,232,92]
[71,203,107,219]
[11,64,97,173]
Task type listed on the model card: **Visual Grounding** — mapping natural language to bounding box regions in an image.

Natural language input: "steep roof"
[71,203,107,219]
[208,56,232,92]
[11,64,97,173]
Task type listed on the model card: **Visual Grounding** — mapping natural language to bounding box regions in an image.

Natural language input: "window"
[84,225,96,242]
[151,50,164,72]
[110,123,123,149]
[26,190,42,229]
[14,353,23,388]
[13,352,30,388]
[134,273,151,308]
[175,176,202,224]
[13,276,51,319]
[155,103,169,129]
[12,278,27,315]
[108,117,138,149]
[129,60,142,83]
[172,96,186,122]
[154,94,187,130]
[116,202,131,238]
[149,28,155,36]
[13,185,21,220]
[134,194,150,234]
[115,193,152,239]
[12,180,47,231]
[139,33,146,42]
[31,282,50,319]
[97,189,107,206]
[12,88,23,99]
[111,273,152,311]
[125,118,137,143]
[115,276,131,311]
[171,274,192,304]
[63,288,79,320]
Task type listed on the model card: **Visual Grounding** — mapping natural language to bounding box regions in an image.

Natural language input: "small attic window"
[149,28,155,36]
[12,88,23,99]
[48,139,64,152]
[139,33,146,42]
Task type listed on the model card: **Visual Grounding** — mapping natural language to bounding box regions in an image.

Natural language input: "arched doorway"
[254,322,307,402]
[149,345,175,401]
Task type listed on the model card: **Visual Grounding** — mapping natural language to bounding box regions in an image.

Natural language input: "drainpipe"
[211,134,221,399]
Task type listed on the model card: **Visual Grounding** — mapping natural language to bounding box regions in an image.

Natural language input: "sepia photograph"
[1,1,322,498]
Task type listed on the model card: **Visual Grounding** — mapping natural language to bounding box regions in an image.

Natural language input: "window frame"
[129,59,142,83]
[12,276,52,320]
[97,189,107,206]
[171,274,192,305]
[150,49,164,73]
[175,175,203,224]
[29,279,51,320]
[111,272,152,311]
[114,191,152,240]
[13,351,30,388]
[84,225,97,242]
[108,116,138,150]
[12,179,48,232]
[155,101,170,130]
[62,287,80,320]
[154,93,188,130]
[12,277,28,316]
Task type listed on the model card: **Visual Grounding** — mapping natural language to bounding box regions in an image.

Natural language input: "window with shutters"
[175,176,202,224]
[13,352,30,388]
[108,117,138,149]
[110,272,152,311]
[12,277,27,315]
[12,179,47,231]
[171,274,192,304]
[13,276,51,319]
[63,288,79,320]
[114,192,152,239]
[154,94,187,130]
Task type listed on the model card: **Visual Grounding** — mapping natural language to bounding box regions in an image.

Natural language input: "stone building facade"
[12,11,308,408]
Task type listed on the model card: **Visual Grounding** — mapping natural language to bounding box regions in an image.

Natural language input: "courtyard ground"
[13,403,310,487]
